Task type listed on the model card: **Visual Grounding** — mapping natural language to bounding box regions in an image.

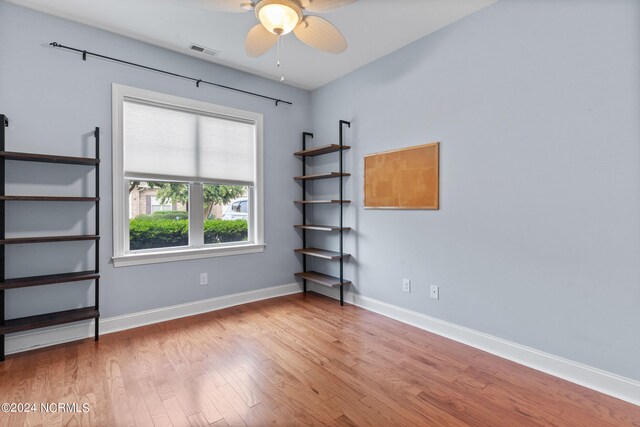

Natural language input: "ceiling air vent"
[189,44,221,57]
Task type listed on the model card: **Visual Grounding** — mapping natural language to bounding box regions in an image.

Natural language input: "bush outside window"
[128,181,249,251]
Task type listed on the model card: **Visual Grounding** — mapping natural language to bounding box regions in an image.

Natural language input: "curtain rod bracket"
[48,41,293,106]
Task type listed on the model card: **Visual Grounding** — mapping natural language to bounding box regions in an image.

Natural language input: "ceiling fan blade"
[299,0,356,13]
[245,24,279,57]
[293,16,347,54]
[176,0,252,13]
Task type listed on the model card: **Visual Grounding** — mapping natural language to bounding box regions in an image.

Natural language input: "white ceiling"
[7,0,497,90]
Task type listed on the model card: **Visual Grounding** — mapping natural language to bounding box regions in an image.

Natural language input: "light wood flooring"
[1,292,639,426]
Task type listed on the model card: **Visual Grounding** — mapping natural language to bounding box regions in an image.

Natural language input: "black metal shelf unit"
[0,114,100,361]
[294,120,351,305]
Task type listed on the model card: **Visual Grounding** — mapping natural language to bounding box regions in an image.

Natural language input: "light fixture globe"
[255,0,302,36]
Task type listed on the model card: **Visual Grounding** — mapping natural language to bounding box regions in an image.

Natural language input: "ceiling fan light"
[257,1,301,36]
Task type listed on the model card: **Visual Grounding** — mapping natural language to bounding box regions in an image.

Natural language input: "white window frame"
[111,84,265,267]
[150,195,173,212]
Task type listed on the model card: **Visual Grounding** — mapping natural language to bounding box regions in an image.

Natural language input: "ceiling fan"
[183,0,355,57]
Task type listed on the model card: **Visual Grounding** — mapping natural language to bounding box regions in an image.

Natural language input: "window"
[129,181,189,251]
[112,84,264,267]
[150,196,173,213]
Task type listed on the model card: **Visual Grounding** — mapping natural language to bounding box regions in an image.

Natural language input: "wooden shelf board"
[294,172,350,181]
[0,196,99,202]
[294,144,351,157]
[294,247,351,260]
[0,271,99,290]
[294,224,351,232]
[0,307,99,335]
[295,271,351,287]
[0,234,100,245]
[0,151,99,166]
[294,200,350,205]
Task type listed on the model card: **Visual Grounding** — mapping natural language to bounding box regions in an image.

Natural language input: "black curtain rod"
[49,42,293,106]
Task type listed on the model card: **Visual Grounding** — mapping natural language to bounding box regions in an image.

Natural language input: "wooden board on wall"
[364,142,439,209]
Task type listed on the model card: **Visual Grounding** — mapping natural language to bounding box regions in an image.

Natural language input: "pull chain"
[277,36,285,83]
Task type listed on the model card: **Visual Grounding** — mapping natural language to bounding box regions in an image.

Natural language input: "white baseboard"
[309,284,640,407]
[5,282,302,356]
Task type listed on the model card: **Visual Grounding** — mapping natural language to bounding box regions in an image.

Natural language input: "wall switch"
[430,285,439,300]
[402,279,411,293]
[200,273,208,286]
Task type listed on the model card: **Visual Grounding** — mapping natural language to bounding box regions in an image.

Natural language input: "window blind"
[123,100,256,186]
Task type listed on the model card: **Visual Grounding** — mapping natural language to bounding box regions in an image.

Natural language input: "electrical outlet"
[430,284,439,300]
[200,273,208,286]
[402,279,411,293]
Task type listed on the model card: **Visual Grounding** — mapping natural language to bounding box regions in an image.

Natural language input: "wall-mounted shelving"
[0,114,100,361]
[294,271,352,288]
[0,271,100,290]
[294,200,351,205]
[0,151,100,165]
[294,121,352,305]
[0,307,99,335]
[294,144,351,157]
[294,247,351,260]
[0,196,99,202]
[0,234,99,245]
[293,171,351,181]
[294,224,351,232]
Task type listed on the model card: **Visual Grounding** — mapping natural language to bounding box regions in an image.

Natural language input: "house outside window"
[112,84,264,267]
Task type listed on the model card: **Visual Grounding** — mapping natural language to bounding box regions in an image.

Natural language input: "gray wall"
[0,1,308,321]
[310,0,640,381]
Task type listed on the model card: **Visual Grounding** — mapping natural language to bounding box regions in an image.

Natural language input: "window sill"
[112,243,265,267]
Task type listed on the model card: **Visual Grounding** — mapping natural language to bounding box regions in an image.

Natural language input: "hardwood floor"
[1,292,639,426]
